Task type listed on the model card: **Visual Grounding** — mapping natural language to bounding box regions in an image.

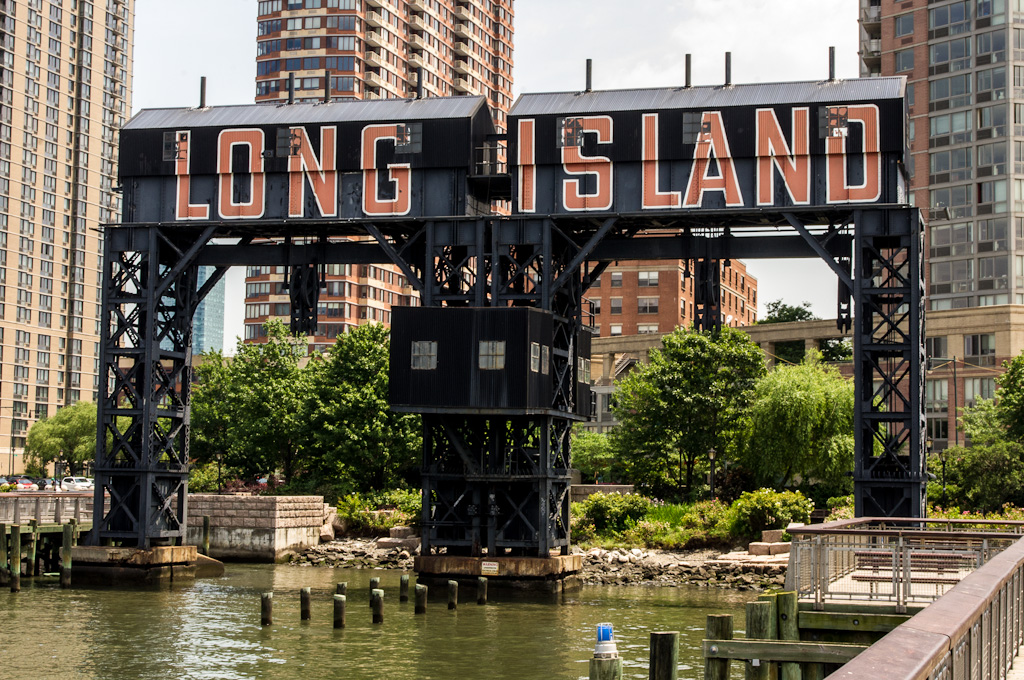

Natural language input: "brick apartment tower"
[0,0,133,475]
[586,260,757,338]
[859,0,1020,448]
[249,0,514,349]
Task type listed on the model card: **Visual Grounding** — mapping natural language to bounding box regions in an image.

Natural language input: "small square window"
[479,340,506,370]
[530,342,540,373]
[610,324,622,336]
[542,345,550,375]
[610,298,622,315]
[610,272,622,287]
[411,340,437,370]
[638,271,659,287]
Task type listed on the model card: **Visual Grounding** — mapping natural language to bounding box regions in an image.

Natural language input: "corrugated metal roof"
[124,95,488,130]
[509,77,906,116]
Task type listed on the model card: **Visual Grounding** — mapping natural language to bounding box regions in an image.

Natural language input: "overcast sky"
[132,0,861,351]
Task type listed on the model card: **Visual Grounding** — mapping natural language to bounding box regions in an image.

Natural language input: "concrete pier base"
[415,555,582,595]
[70,546,198,586]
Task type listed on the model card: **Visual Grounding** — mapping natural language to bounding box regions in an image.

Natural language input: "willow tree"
[610,325,766,497]
[741,350,855,496]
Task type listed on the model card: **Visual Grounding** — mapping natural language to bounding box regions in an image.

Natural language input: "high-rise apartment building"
[193,266,225,354]
[586,260,758,338]
[0,0,133,475]
[859,0,1022,449]
[248,0,514,347]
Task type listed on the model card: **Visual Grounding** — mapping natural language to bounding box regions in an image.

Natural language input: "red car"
[13,478,38,491]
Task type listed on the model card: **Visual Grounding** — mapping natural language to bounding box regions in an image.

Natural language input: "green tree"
[305,323,420,493]
[570,426,617,482]
[937,442,1024,513]
[190,320,310,483]
[24,400,97,476]
[959,397,1005,446]
[610,325,766,498]
[996,351,1024,443]
[741,350,855,496]
[758,300,816,324]
[755,300,851,364]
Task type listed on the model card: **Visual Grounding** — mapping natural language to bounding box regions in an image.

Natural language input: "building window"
[927,417,949,442]
[964,333,996,365]
[926,336,948,361]
[638,297,659,314]
[531,342,540,373]
[577,357,591,384]
[965,377,996,405]
[610,272,622,288]
[609,324,622,337]
[926,379,949,412]
[638,324,659,334]
[929,38,971,70]
[894,13,914,38]
[591,298,601,315]
[542,346,549,375]
[610,298,622,315]
[479,341,506,370]
[977,0,1006,25]
[411,340,437,370]
[929,1,970,32]
[638,271,659,287]
[895,49,914,72]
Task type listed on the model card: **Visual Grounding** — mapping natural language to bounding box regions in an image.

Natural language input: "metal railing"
[788,518,1024,612]
[828,531,1024,680]
[0,492,100,524]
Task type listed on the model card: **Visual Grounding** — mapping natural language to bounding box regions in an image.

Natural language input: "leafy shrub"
[622,518,670,545]
[729,488,813,540]
[336,489,421,536]
[0,483,13,493]
[825,494,854,521]
[577,492,651,534]
[569,502,597,543]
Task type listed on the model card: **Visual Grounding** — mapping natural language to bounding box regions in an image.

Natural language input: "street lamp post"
[708,447,717,500]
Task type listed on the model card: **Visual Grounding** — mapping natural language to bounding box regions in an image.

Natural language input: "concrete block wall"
[184,494,326,562]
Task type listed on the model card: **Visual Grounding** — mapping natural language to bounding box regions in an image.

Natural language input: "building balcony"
[454,41,472,56]
[454,20,472,39]
[860,5,881,27]
[408,14,428,31]
[364,10,387,28]
[408,0,428,10]
[365,71,386,88]
[454,76,473,93]
[364,50,385,68]
[455,59,474,76]
[364,29,388,49]
[408,53,424,69]
[455,5,474,21]
[409,34,428,50]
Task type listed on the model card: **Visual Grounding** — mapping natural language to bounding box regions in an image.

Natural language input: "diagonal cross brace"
[550,217,618,294]
[365,222,426,294]
[153,225,220,299]
[783,212,854,291]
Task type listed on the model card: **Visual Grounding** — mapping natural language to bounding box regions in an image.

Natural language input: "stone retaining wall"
[569,484,635,504]
[184,494,330,562]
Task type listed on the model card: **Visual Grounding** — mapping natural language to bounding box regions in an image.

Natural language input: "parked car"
[60,477,93,492]
[38,478,57,491]
[14,478,38,491]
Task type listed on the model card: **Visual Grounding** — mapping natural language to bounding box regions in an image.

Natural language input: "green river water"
[2,564,749,680]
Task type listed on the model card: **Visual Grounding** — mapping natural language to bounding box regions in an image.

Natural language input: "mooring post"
[300,587,312,621]
[649,632,679,680]
[336,582,347,596]
[10,524,21,592]
[34,497,41,523]
[70,517,78,545]
[27,519,38,577]
[777,592,800,680]
[757,592,779,641]
[415,583,428,614]
[371,588,384,624]
[448,579,458,609]
[477,576,488,605]
[369,576,380,605]
[261,592,273,626]
[73,498,81,523]
[746,601,773,680]
[61,522,73,588]
[201,515,210,556]
[590,623,622,680]
[400,574,410,602]
[333,594,346,629]
[704,613,734,680]
[13,498,20,524]
[0,522,8,587]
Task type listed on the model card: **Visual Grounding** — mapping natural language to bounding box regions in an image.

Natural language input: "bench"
[851,550,974,592]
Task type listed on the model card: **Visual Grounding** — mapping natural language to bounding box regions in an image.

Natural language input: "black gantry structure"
[92,76,925,551]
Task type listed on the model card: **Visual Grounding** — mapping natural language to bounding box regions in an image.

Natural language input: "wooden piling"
[649,632,679,680]
[333,594,346,629]
[447,579,458,609]
[776,592,800,680]
[33,497,41,523]
[371,588,384,624]
[0,522,8,588]
[70,517,78,545]
[10,524,20,592]
[61,523,72,588]
[369,576,380,605]
[27,519,37,577]
[400,574,410,602]
[477,576,488,605]
[261,592,273,626]
[336,582,347,596]
[415,583,428,614]
[746,601,773,680]
[704,613,734,680]
[590,657,623,680]
[201,515,210,556]
[300,587,312,621]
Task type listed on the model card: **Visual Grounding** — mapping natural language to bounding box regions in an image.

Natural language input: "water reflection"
[3,564,747,680]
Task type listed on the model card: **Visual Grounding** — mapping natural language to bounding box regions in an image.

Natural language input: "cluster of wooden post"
[0,519,77,592]
[260,575,488,627]
[703,591,866,680]
[588,631,680,680]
